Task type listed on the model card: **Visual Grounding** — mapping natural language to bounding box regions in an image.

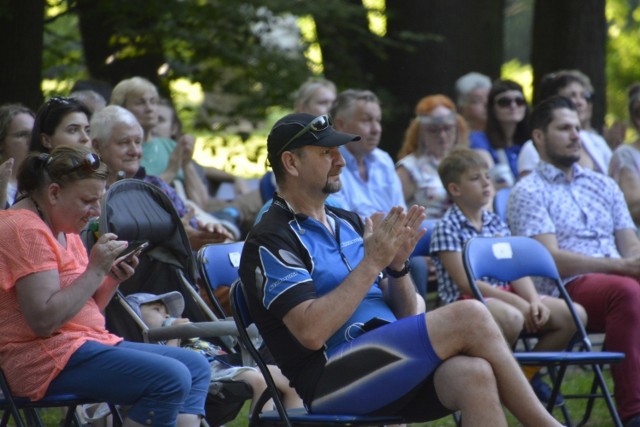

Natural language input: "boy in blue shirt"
[430,146,586,406]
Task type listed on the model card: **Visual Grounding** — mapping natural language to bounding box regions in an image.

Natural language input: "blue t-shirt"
[470,131,522,179]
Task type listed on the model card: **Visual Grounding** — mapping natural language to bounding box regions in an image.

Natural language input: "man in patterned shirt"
[507,95,640,427]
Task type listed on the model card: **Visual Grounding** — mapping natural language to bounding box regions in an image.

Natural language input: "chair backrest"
[462,235,590,349]
[493,187,511,222]
[197,241,245,290]
[259,171,277,203]
[410,218,440,257]
[230,280,294,427]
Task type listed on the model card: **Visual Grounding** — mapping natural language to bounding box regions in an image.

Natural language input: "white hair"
[90,105,143,149]
[455,72,492,105]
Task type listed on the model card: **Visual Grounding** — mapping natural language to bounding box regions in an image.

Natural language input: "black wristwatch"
[385,259,412,278]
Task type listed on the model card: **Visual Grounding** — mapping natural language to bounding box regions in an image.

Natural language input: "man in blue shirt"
[239,112,563,426]
[329,89,406,218]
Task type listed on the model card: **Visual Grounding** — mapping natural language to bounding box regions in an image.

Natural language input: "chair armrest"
[144,320,260,342]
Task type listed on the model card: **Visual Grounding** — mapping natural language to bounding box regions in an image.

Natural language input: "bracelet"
[385,259,411,278]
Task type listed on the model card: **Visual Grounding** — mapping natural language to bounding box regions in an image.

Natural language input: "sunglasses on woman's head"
[42,152,101,175]
[495,96,526,108]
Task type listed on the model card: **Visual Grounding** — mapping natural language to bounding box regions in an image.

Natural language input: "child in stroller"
[126,291,303,415]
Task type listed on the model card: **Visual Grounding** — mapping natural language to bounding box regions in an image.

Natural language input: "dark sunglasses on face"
[277,115,332,155]
[495,96,526,108]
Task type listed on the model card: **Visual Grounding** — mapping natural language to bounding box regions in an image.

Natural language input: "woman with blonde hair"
[397,94,468,219]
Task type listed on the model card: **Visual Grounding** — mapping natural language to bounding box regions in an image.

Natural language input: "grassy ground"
[223,366,617,427]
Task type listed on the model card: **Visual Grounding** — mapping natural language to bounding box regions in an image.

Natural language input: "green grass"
[29,366,616,426]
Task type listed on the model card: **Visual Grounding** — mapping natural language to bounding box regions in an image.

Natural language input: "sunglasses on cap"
[277,114,332,156]
[41,152,101,175]
[495,96,526,108]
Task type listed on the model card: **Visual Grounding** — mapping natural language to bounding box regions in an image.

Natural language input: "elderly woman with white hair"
[454,72,492,132]
[90,105,234,248]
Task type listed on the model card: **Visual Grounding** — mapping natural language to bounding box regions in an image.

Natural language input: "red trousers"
[567,273,640,421]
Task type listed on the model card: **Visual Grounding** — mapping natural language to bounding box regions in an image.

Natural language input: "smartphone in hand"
[115,240,149,265]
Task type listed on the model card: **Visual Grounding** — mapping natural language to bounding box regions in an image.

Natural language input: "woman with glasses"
[609,83,640,229]
[30,96,92,153]
[397,95,469,219]
[470,79,531,189]
[395,95,469,300]
[0,104,34,208]
[0,145,210,427]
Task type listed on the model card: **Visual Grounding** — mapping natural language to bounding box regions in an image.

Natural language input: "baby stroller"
[97,179,253,426]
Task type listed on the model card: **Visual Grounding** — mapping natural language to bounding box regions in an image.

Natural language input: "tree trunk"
[531,0,607,130]
[76,0,167,94]
[0,0,45,111]
[379,0,504,157]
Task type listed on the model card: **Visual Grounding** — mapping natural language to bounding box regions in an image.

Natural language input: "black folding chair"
[229,280,410,427]
[0,368,122,427]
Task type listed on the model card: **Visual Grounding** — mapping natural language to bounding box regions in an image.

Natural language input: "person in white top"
[517,70,611,178]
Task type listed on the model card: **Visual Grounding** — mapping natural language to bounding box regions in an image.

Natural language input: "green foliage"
[606,0,640,124]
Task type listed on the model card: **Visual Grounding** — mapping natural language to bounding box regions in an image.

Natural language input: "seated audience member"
[470,79,531,189]
[30,96,92,153]
[0,145,210,426]
[0,104,34,207]
[293,77,337,116]
[90,105,235,247]
[508,95,640,427]
[610,83,640,228]
[430,146,585,406]
[69,89,107,114]
[330,89,406,218]
[70,78,113,105]
[396,94,469,219]
[152,97,252,198]
[517,70,612,177]
[127,291,303,413]
[239,112,563,426]
[455,72,492,133]
[111,77,262,236]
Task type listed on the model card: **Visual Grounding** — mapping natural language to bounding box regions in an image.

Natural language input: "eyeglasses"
[277,115,332,155]
[495,96,526,108]
[424,123,456,134]
[418,114,457,134]
[42,152,101,175]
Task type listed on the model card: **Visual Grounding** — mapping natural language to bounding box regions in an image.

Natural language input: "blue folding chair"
[197,241,245,318]
[462,236,624,427]
[409,218,441,308]
[229,281,408,427]
[492,187,510,222]
[410,218,439,258]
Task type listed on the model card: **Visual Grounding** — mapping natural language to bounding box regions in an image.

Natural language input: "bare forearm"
[93,276,120,311]
[552,250,626,278]
[183,163,209,207]
[383,275,418,318]
[22,267,106,336]
[284,259,382,349]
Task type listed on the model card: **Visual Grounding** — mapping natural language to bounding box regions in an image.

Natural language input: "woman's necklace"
[31,197,45,221]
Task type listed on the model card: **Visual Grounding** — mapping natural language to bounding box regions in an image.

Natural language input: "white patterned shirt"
[507,161,635,295]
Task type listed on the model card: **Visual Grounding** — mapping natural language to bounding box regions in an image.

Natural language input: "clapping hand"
[363,205,426,271]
